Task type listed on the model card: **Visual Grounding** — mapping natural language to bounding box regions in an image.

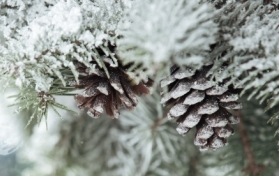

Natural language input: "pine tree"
[0,0,279,176]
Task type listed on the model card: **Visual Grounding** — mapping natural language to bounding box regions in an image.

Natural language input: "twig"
[189,156,201,176]
[151,106,171,131]
[237,110,265,176]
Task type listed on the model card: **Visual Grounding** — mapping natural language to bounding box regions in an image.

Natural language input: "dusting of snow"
[209,136,225,149]
[173,68,195,79]
[0,93,24,155]
[169,103,188,117]
[87,110,99,119]
[93,105,104,113]
[198,99,219,115]
[183,90,205,105]
[206,85,228,96]
[216,126,234,138]
[191,78,213,90]
[176,124,189,136]
[182,111,202,128]
[160,93,172,104]
[218,93,239,102]
[117,0,218,79]
[220,102,242,110]
[170,80,191,99]
[194,138,207,146]
[160,76,176,87]
[196,125,214,139]
[97,83,109,95]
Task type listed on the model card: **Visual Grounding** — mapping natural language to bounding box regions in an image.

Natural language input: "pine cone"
[72,45,153,119]
[161,65,241,150]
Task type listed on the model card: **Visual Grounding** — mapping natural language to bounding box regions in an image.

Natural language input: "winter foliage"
[117,0,218,83]
[1,0,279,175]
[0,0,127,91]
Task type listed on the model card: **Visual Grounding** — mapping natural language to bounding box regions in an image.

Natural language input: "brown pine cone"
[72,45,153,119]
[161,65,241,150]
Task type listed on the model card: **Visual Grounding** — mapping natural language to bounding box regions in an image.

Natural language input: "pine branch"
[237,110,265,176]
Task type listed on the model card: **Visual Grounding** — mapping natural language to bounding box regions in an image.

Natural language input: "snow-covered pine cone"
[161,65,242,150]
[72,45,153,119]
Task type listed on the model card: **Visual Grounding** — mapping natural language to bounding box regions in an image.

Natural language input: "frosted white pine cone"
[161,65,242,150]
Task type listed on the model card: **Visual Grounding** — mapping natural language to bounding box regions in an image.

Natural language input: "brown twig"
[151,106,171,131]
[188,156,201,176]
[237,110,265,176]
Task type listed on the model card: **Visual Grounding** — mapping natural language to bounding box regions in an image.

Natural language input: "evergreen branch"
[8,85,77,128]
[237,110,265,176]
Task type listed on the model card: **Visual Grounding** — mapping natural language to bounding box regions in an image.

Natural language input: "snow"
[206,85,228,96]
[117,0,218,79]
[169,103,188,117]
[110,76,124,94]
[97,82,109,95]
[87,110,99,118]
[0,0,126,92]
[160,93,172,104]
[205,115,228,128]
[227,115,240,124]
[191,78,213,90]
[194,138,207,146]
[79,30,95,45]
[170,80,191,99]
[218,92,239,102]
[176,124,189,136]
[198,99,219,115]
[182,110,202,128]
[216,126,234,138]
[0,94,23,155]
[196,124,214,139]
[160,76,176,87]
[209,135,225,149]
[220,102,242,110]
[173,68,195,79]
[183,90,205,105]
